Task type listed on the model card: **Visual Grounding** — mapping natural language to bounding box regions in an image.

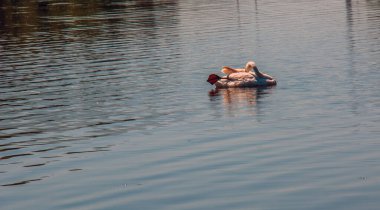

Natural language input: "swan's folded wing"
[227,72,255,80]
[221,66,246,75]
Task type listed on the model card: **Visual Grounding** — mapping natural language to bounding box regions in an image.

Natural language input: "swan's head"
[245,61,256,72]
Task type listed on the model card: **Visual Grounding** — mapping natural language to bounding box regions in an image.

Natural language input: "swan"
[207,61,277,88]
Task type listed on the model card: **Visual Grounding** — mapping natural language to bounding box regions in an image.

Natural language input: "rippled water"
[1,0,379,209]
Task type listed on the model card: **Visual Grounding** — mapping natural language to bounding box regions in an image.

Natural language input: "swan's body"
[215,72,276,88]
[207,61,277,88]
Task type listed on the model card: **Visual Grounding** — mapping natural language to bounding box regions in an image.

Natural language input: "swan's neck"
[253,66,260,74]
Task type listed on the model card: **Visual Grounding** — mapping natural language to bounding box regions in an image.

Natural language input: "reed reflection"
[0,0,178,39]
[344,0,380,115]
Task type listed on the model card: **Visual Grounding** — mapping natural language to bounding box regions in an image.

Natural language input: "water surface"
[1,0,379,209]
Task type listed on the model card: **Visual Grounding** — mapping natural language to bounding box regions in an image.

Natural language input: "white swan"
[207,61,277,88]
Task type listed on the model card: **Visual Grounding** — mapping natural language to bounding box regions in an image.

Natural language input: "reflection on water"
[209,87,275,118]
[0,1,180,137]
[1,0,181,186]
[1,0,380,210]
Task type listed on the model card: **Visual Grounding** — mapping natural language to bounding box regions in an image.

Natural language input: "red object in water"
[207,74,221,85]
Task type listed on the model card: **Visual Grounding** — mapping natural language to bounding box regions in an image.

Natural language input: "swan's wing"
[227,72,255,80]
[221,66,237,74]
[221,66,246,75]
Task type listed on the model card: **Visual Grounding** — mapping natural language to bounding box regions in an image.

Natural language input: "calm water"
[1,0,379,209]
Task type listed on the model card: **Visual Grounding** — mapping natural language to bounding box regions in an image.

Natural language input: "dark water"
[1,0,379,209]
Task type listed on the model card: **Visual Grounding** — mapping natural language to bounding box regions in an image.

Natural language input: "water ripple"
[1,0,380,210]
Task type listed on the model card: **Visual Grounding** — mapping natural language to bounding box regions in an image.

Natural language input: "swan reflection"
[208,87,275,118]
